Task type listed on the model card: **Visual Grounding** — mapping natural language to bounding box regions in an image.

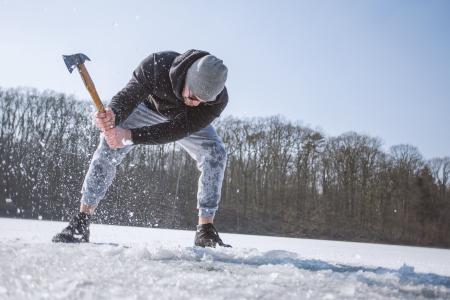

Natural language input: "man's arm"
[99,102,225,148]
[131,93,228,145]
[109,56,155,124]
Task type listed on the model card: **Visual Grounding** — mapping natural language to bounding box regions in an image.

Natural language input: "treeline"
[1,87,449,247]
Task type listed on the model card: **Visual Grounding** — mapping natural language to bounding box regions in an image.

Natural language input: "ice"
[1,218,449,300]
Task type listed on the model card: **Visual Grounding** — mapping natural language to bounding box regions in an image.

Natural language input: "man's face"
[182,83,206,107]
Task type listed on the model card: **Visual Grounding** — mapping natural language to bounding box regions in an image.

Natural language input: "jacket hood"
[169,49,210,100]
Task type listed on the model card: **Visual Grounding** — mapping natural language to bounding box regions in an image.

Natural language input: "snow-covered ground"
[1,218,449,299]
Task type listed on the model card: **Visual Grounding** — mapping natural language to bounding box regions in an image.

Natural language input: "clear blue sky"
[1,0,449,159]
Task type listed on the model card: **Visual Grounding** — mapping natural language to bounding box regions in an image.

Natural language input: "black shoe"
[52,212,91,243]
[194,223,231,248]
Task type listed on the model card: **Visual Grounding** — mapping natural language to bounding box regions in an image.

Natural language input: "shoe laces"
[69,212,90,233]
[199,224,229,247]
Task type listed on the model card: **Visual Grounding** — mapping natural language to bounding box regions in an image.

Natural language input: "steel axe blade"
[61,53,105,112]
[62,53,91,73]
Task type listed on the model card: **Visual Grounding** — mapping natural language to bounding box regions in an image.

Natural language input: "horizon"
[0,84,445,161]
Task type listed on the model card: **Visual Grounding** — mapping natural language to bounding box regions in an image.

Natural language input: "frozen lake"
[1,217,449,299]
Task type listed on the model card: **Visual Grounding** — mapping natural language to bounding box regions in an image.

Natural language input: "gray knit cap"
[185,55,228,102]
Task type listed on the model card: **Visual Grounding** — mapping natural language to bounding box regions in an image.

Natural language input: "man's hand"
[95,108,115,132]
[104,127,133,149]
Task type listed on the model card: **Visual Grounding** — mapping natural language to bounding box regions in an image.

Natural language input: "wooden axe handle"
[77,63,105,113]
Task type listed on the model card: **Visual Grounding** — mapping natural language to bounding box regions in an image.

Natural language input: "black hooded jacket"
[109,50,228,145]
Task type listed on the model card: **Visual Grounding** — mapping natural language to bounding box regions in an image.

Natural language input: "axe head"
[62,53,91,73]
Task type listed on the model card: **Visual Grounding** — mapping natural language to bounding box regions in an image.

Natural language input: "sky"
[0,0,449,159]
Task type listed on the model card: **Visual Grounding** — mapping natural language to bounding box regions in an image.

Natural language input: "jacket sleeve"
[130,91,228,145]
[109,56,155,124]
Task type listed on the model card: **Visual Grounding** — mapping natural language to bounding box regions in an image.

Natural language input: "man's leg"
[53,136,133,243]
[124,108,228,222]
[81,103,164,211]
[176,126,228,224]
[80,138,133,211]
[53,103,158,243]
[177,125,230,247]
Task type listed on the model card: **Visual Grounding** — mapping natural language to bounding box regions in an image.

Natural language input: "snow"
[1,218,450,299]
[122,138,133,146]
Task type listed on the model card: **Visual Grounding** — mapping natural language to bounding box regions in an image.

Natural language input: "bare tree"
[1,87,449,248]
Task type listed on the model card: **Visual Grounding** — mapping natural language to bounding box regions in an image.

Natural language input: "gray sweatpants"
[80,103,227,218]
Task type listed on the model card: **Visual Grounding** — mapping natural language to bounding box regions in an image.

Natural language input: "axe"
[62,53,105,113]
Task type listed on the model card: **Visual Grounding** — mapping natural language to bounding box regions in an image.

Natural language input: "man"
[52,49,231,248]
